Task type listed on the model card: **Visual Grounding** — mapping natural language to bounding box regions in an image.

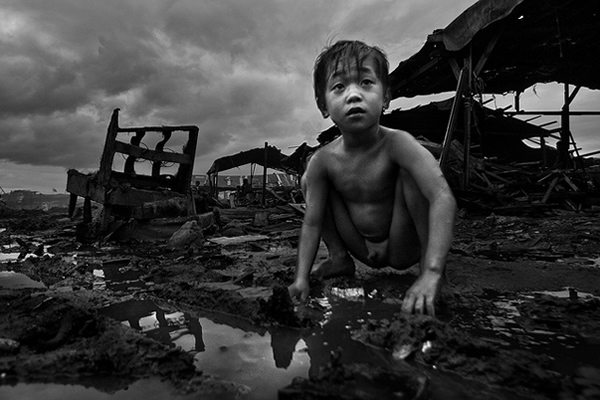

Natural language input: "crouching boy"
[288,40,457,316]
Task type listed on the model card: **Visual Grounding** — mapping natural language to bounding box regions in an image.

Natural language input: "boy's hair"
[313,40,389,112]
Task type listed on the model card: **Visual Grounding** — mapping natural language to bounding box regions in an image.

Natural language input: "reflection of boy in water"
[288,40,456,316]
[184,312,206,352]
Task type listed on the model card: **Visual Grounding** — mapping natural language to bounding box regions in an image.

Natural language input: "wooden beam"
[474,31,502,76]
[114,141,193,164]
[439,68,467,169]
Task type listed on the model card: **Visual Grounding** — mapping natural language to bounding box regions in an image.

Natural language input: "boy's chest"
[328,153,398,199]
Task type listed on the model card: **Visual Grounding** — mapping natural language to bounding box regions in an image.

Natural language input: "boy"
[288,40,457,316]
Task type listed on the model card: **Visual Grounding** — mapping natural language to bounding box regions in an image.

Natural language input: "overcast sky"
[1,0,599,193]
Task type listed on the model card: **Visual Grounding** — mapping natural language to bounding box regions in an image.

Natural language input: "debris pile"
[442,140,600,215]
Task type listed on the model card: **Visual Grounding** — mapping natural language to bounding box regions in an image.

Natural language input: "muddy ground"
[1,205,599,400]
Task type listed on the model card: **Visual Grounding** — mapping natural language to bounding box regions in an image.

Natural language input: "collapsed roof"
[206,143,315,176]
[390,0,600,98]
[318,99,557,163]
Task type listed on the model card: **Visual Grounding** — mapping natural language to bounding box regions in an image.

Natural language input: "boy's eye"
[332,83,344,91]
[361,79,374,86]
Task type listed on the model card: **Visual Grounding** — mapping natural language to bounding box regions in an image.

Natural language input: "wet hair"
[313,40,389,113]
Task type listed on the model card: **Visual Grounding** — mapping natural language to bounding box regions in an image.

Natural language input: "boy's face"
[321,56,389,134]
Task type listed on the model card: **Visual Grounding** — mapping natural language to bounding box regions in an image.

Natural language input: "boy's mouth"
[346,107,365,116]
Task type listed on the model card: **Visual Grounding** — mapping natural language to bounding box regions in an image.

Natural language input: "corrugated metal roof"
[390,0,600,97]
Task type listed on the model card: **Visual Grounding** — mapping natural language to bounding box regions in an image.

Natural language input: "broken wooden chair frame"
[66,108,199,234]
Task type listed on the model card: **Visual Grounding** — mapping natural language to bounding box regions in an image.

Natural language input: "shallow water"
[2,266,598,400]
[451,289,600,376]
[0,378,212,400]
[0,271,46,289]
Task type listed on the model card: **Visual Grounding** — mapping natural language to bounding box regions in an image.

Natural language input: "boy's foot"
[311,254,356,278]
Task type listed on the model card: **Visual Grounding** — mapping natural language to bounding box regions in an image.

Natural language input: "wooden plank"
[541,176,559,204]
[98,109,120,186]
[561,173,580,192]
[118,126,198,133]
[114,141,192,164]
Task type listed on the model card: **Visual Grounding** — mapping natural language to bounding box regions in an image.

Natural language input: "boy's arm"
[288,152,329,302]
[390,131,457,315]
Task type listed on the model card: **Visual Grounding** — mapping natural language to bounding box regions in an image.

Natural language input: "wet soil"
[1,206,600,399]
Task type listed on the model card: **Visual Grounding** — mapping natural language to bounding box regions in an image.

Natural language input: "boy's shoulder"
[379,126,421,148]
[380,125,413,139]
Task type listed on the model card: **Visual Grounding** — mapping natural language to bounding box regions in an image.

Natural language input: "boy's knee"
[300,174,307,194]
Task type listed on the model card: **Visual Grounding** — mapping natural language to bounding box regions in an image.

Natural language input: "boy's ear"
[317,99,329,119]
[383,87,391,111]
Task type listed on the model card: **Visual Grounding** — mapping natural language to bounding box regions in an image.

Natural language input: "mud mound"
[279,349,428,400]
[351,313,563,398]
[0,290,247,397]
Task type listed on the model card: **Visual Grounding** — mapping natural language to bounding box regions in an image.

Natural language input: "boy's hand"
[401,270,443,316]
[288,279,310,303]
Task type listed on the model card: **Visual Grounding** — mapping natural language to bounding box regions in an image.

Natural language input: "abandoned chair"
[66,108,199,236]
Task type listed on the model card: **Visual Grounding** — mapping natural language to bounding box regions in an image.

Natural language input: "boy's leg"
[310,199,357,278]
[306,178,373,277]
[299,174,355,278]
[389,169,453,302]
[388,169,427,269]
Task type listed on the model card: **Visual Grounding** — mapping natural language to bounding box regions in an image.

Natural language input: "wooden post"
[214,166,219,202]
[540,136,547,167]
[98,109,120,186]
[462,48,473,189]
[560,83,574,169]
[262,142,268,207]
[439,68,467,169]
[68,193,78,218]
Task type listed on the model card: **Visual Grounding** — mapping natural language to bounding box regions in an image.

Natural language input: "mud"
[1,206,600,399]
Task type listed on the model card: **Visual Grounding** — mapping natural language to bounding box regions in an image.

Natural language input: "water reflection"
[93,259,145,292]
[0,270,46,289]
[98,300,205,353]
[96,298,312,399]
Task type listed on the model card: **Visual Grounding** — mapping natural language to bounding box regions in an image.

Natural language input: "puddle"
[0,377,213,400]
[96,299,312,400]
[0,271,46,289]
[587,257,600,268]
[92,258,146,292]
[94,300,311,400]
[0,253,21,263]
[452,289,600,376]
[1,279,596,399]
[46,292,512,400]
[532,288,598,300]
[1,242,52,264]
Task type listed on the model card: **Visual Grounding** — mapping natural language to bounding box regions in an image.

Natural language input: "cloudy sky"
[1,0,599,193]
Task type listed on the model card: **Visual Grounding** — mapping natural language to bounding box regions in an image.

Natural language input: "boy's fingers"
[401,296,414,314]
[300,292,308,302]
[426,298,436,317]
[414,296,425,315]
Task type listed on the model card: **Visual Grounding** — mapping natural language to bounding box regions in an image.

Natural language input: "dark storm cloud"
[1,0,357,172]
[3,0,595,194]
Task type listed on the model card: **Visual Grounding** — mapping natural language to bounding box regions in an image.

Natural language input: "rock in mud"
[167,220,204,250]
[258,285,303,327]
[0,338,20,354]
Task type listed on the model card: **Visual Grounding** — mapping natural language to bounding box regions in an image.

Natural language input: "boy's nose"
[346,84,362,102]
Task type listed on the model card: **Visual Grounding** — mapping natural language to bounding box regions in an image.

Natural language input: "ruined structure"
[66,109,199,235]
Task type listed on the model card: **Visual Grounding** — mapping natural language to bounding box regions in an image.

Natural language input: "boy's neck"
[340,124,382,150]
